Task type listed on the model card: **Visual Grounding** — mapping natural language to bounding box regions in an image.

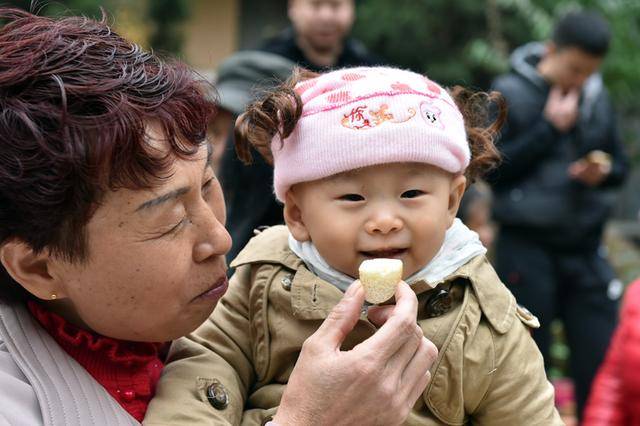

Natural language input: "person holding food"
[0,10,439,426]
[486,10,629,418]
[144,66,562,425]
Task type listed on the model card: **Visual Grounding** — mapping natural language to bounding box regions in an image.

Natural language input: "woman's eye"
[401,189,424,199]
[339,194,365,202]
[159,218,187,238]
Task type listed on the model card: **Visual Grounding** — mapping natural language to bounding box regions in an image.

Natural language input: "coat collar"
[430,256,515,334]
[231,226,515,333]
[230,225,302,271]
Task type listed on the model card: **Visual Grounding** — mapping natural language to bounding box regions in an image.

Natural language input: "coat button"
[207,382,229,410]
[281,275,292,291]
[426,289,452,318]
[516,304,533,320]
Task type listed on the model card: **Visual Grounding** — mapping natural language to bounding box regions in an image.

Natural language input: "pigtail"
[234,67,319,165]
[449,86,507,183]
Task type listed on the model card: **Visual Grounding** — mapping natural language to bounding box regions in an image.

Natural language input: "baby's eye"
[401,189,424,199]
[339,194,365,202]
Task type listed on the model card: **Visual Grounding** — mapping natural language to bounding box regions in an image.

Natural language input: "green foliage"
[1,0,192,55]
[353,0,498,88]
[3,0,106,18]
[147,0,189,55]
[597,1,640,113]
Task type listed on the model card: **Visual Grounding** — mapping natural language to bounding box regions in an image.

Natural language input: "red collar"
[28,301,167,422]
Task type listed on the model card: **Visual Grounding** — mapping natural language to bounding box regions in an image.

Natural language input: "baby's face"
[285,162,466,279]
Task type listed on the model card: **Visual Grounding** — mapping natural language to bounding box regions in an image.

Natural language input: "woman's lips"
[360,248,408,259]
[194,276,229,301]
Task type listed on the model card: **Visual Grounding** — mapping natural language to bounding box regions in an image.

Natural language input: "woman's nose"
[192,205,232,263]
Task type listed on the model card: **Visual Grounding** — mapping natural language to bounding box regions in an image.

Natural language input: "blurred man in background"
[488,10,629,418]
[260,0,379,71]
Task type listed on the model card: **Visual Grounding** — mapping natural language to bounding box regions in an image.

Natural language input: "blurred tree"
[353,0,499,89]
[1,0,191,55]
[3,0,105,17]
[147,0,189,55]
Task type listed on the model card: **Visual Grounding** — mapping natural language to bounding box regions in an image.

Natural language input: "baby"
[145,66,562,425]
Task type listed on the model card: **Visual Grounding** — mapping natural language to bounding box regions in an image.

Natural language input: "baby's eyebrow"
[325,174,359,187]
[405,166,424,175]
[331,168,362,181]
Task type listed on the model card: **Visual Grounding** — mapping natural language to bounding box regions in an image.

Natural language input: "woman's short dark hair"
[553,10,611,57]
[0,9,216,302]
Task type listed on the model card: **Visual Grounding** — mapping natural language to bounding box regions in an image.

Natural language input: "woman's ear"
[0,240,67,301]
[283,189,311,242]
[447,174,467,226]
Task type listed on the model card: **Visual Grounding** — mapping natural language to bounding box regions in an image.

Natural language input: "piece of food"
[586,150,611,167]
[359,258,403,304]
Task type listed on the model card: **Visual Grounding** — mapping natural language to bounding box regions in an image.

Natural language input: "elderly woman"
[0,9,435,426]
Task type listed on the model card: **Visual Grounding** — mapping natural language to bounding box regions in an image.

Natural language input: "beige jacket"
[145,226,562,425]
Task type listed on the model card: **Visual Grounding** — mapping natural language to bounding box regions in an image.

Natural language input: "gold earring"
[50,293,57,300]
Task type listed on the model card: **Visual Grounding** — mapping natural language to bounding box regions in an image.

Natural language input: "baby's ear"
[447,174,467,225]
[283,189,311,242]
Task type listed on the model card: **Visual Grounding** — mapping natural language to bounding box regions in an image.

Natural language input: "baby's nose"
[365,213,404,235]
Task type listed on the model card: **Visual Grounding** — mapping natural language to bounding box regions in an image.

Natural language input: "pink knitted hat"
[272,66,469,201]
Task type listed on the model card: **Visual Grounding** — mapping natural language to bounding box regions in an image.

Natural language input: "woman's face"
[49,125,232,342]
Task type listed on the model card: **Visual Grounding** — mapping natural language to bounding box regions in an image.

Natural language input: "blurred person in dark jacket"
[207,52,295,264]
[260,0,379,72]
[488,10,629,418]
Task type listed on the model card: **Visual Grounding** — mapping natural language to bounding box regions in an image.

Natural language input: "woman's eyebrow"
[136,186,190,212]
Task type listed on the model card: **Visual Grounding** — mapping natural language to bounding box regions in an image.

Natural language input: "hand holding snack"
[569,150,612,186]
[359,258,403,304]
[275,279,437,426]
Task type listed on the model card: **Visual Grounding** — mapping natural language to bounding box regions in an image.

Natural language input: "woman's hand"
[274,280,437,426]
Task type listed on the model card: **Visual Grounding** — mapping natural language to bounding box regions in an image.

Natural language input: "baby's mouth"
[360,248,408,259]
